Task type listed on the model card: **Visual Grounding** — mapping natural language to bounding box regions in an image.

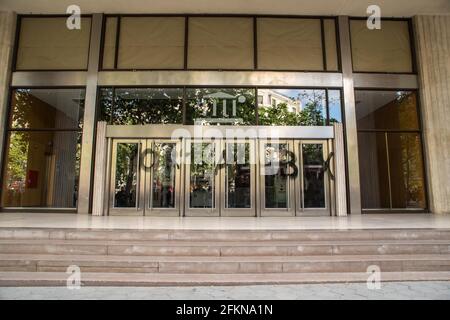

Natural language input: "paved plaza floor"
[1,281,449,300]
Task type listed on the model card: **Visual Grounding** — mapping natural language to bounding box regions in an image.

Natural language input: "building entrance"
[107,126,334,217]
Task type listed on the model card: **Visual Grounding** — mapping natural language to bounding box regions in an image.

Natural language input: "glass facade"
[1,89,85,208]
[356,91,426,210]
[1,15,429,214]
[99,87,340,127]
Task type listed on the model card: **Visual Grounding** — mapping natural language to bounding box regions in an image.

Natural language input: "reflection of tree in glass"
[259,100,326,126]
[392,92,424,207]
[400,134,423,207]
[190,143,215,190]
[226,143,251,208]
[152,143,176,208]
[5,132,29,192]
[99,88,113,123]
[302,144,323,165]
[101,89,183,125]
[10,90,33,129]
[115,144,138,207]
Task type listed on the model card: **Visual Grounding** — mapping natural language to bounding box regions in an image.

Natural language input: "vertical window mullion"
[320,18,327,71]
[385,131,393,209]
[113,16,121,69]
[253,17,258,70]
[325,89,330,125]
[184,17,189,70]
[255,87,259,125]
[182,86,187,125]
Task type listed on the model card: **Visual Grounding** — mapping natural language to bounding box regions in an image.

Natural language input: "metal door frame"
[144,139,183,217]
[184,138,221,217]
[220,139,257,217]
[258,139,296,217]
[108,139,146,216]
[294,139,331,216]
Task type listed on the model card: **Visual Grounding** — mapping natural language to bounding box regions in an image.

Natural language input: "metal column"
[77,13,103,214]
[338,16,361,215]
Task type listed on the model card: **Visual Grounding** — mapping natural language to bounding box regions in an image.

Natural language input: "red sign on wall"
[26,170,39,188]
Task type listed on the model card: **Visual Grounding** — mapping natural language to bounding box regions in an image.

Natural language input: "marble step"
[1,253,450,273]
[0,239,449,256]
[1,271,450,286]
[1,227,450,242]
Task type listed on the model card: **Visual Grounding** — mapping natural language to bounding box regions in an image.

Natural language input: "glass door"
[109,139,146,215]
[184,139,221,216]
[294,140,331,216]
[145,139,182,216]
[220,139,256,217]
[259,140,296,216]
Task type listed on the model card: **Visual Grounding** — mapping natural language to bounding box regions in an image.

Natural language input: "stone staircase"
[0,227,450,286]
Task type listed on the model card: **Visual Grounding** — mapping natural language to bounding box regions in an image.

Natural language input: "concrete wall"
[414,15,450,214]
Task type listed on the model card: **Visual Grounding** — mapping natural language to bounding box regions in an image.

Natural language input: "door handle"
[142,148,155,170]
[323,152,335,181]
[214,149,227,175]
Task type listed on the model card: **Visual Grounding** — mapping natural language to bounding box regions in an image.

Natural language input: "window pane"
[350,20,413,73]
[189,142,216,208]
[110,88,183,125]
[1,131,81,208]
[358,132,391,209]
[186,88,256,125]
[302,144,326,208]
[356,91,419,130]
[98,88,114,123]
[102,17,118,69]
[114,143,139,208]
[388,133,426,209]
[323,19,338,71]
[357,132,426,210]
[9,89,85,130]
[263,143,290,209]
[117,17,185,69]
[151,142,177,209]
[257,18,323,70]
[188,17,253,69]
[328,90,342,123]
[16,17,91,70]
[226,142,251,209]
[258,89,326,126]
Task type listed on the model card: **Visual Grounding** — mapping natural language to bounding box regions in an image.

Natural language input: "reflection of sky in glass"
[328,90,342,123]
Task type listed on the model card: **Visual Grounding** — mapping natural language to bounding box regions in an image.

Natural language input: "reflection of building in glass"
[257,89,301,113]
[202,91,239,117]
